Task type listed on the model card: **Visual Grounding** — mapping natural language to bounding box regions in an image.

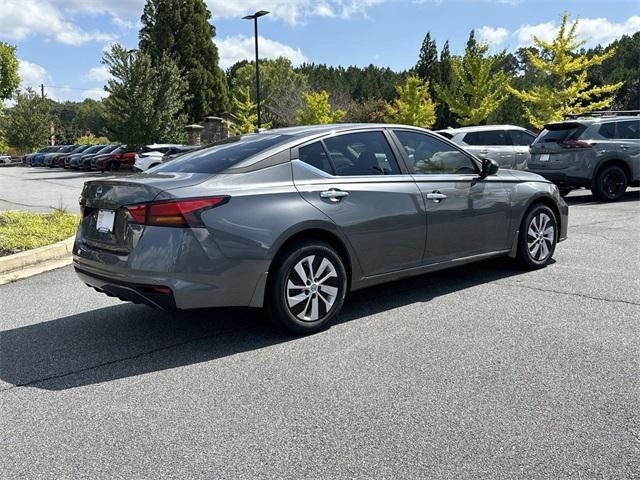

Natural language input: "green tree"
[102,44,188,145]
[139,0,228,121]
[230,58,307,127]
[0,42,20,101]
[76,133,110,145]
[435,42,509,126]
[76,99,107,136]
[508,14,622,128]
[384,75,436,128]
[415,32,439,94]
[296,90,346,125]
[228,86,271,134]
[6,88,52,152]
[435,40,456,128]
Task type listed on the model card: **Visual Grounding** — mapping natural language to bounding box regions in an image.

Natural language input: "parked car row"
[22,143,197,172]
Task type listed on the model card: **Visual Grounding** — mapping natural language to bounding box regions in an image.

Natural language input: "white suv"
[134,144,183,172]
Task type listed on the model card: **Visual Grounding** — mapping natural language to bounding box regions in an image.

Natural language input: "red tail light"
[125,196,228,227]
[559,140,593,149]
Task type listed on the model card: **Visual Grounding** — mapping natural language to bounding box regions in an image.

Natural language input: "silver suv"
[436,125,536,170]
[527,114,640,201]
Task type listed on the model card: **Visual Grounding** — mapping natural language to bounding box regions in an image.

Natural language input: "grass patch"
[0,210,79,256]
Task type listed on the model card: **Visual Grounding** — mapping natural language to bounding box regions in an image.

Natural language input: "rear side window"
[509,130,536,146]
[537,124,587,143]
[598,122,616,139]
[463,130,509,146]
[154,134,293,173]
[299,141,333,174]
[321,131,401,176]
[616,120,640,139]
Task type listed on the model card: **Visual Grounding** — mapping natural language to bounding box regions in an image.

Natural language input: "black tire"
[516,204,558,270]
[107,161,119,172]
[559,188,572,198]
[267,240,348,334]
[592,165,628,202]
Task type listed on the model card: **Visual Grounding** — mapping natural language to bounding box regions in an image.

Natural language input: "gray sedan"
[74,124,568,333]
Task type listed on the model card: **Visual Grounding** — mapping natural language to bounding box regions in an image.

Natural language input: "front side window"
[464,130,509,146]
[615,120,640,139]
[509,130,536,146]
[394,130,477,174]
[322,131,401,176]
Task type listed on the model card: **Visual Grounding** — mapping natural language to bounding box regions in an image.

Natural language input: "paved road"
[1,190,639,479]
[0,167,129,214]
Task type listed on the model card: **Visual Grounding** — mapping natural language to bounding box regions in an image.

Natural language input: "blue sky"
[2,0,638,102]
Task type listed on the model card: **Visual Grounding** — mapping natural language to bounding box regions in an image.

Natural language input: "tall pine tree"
[139,0,228,122]
[435,40,456,128]
[415,32,439,94]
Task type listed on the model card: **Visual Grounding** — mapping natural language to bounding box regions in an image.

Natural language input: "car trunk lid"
[79,172,210,253]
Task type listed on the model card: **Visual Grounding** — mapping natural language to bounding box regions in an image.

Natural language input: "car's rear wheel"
[592,165,628,202]
[517,204,557,270]
[267,240,347,334]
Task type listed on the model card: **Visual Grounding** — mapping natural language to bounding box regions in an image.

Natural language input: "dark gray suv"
[527,115,640,201]
[74,124,568,334]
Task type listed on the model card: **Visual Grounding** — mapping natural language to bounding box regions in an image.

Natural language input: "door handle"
[480,149,489,154]
[620,145,630,150]
[426,191,447,202]
[320,189,349,201]
[516,151,526,155]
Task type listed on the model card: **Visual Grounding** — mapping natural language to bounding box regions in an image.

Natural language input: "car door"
[615,119,640,183]
[291,130,426,277]
[463,130,515,169]
[507,129,537,170]
[391,129,511,265]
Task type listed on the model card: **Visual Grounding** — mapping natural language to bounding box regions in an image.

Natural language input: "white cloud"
[82,66,112,83]
[206,0,385,25]
[215,35,308,69]
[81,87,109,100]
[516,16,640,47]
[18,59,52,90]
[478,26,510,45]
[0,0,115,45]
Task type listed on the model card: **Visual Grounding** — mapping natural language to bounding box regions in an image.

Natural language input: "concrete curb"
[0,236,75,276]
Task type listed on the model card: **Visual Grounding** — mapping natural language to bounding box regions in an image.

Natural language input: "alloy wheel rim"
[602,171,624,197]
[527,212,555,261]
[286,254,339,322]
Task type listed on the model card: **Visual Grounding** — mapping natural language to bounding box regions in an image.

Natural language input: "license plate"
[539,154,550,162]
[96,209,116,233]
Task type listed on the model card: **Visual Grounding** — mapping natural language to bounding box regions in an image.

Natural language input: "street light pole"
[243,10,269,132]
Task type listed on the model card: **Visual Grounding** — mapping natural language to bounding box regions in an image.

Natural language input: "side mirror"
[480,157,499,178]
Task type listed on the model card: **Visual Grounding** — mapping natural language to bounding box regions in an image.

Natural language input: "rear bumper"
[75,267,177,309]
[72,228,270,309]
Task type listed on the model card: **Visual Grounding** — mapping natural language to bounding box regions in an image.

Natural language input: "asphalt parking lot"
[1,173,639,478]
[0,167,130,214]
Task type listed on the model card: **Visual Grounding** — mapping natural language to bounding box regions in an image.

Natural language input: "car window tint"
[154,134,293,174]
[537,124,586,143]
[464,130,509,146]
[616,120,640,139]
[599,122,616,139]
[299,141,334,174]
[322,131,401,176]
[510,130,535,146]
[394,130,477,175]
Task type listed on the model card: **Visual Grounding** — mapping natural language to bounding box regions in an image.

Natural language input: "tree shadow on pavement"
[0,258,528,391]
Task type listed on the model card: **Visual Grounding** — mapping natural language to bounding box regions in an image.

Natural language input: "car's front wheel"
[517,204,558,270]
[267,240,347,334]
[592,165,628,202]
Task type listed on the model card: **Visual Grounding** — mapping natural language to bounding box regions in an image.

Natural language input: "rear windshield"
[153,134,293,174]
[536,124,586,143]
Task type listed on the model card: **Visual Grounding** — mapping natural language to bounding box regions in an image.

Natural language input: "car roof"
[435,125,529,134]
